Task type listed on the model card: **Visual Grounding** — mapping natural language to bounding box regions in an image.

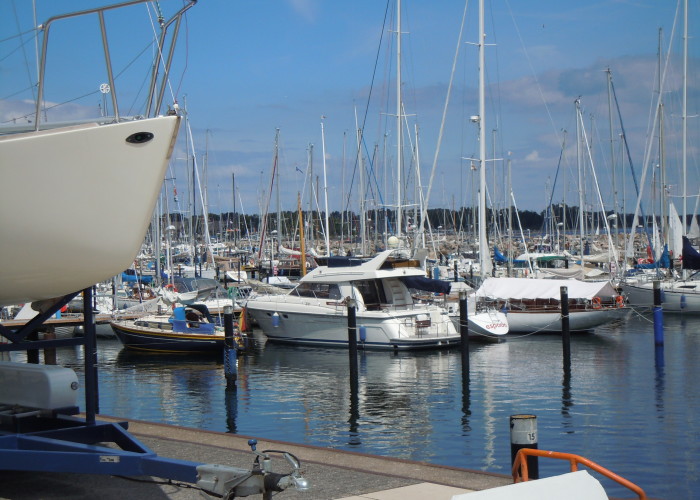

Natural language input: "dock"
[0,313,141,330]
[0,415,512,500]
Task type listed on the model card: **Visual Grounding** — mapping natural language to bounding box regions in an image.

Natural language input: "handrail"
[512,448,647,500]
[34,0,196,131]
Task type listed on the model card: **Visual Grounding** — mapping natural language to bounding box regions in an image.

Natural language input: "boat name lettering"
[486,323,508,330]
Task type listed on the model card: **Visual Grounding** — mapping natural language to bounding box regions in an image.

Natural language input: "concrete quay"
[0,416,512,500]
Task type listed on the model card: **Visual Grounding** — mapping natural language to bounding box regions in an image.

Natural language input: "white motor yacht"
[245,250,461,350]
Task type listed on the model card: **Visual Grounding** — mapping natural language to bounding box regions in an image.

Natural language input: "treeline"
[164,204,638,239]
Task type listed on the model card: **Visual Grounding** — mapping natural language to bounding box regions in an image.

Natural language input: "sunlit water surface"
[17,312,699,499]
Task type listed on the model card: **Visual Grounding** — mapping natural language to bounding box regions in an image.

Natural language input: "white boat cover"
[539,266,606,279]
[451,470,607,500]
[475,277,617,300]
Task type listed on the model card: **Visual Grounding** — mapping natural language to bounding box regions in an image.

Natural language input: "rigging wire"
[342,1,391,224]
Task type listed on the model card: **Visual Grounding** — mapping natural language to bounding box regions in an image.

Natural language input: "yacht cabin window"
[353,279,387,309]
[291,282,341,299]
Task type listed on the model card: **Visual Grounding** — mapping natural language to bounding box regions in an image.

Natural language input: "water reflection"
[654,344,665,417]
[225,385,238,434]
[460,346,471,434]
[30,313,700,499]
[561,368,573,430]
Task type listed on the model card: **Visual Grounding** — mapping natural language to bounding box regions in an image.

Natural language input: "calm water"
[16,312,699,499]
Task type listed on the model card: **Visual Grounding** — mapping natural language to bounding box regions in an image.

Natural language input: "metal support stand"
[0,286,308,497]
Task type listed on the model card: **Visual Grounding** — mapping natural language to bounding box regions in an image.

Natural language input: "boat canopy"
[682,236,700,270]
[475,277,617,300]
[399,276,451,294]
[494,247,526,264]
[635,245,671,269]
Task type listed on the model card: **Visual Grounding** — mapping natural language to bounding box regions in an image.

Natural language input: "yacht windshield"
[291,282,341,299]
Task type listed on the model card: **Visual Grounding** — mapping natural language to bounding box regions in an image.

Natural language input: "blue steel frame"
[0,287,205,480]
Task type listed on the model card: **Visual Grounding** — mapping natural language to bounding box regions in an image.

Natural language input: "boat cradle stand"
[0,287,307,498]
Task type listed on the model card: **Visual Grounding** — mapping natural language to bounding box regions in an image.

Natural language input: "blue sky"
[2,0,698,220]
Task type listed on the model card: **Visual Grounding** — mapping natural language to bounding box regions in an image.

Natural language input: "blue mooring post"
[223,305,237,387]
[560,286,571,369]
[653,280,664,345]
[347,299,359,394]
[510,414,538,479]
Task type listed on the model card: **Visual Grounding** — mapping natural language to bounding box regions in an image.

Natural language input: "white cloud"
[287,0,316,23]
[525,150,541,162]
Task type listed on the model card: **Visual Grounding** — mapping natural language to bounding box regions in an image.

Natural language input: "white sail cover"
[475,277,617,300]
[688,215,700,239]
[668,202,684,258]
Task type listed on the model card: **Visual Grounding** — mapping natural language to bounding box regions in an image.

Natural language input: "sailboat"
[621,2,700,313]
[465,0,627,333]
[0,0,196,307]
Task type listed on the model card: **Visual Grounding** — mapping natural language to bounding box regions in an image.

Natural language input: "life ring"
[615,295,624,308]
[592,296,602,309]
[165,283,177,292]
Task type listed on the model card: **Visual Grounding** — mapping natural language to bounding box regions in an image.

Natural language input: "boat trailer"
[0,288,308,498]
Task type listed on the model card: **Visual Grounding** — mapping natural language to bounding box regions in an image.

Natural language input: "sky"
[2,0,699,222]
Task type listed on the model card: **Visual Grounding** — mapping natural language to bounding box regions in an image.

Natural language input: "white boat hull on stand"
[0,116,180,306]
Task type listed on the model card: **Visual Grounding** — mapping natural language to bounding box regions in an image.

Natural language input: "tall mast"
[606,68,617,221]
[682,0,688,233]
[658,29,668,243]
[576,99,585,257]
[321,117,330,256]
[477,0,491,279]
[354,106,366,256]
[298,193,307,276]
[232,173,237,246]
[395,0,403,239]
[204,129,209,227]
[307,144,314,245]
[341,131,346,249]
[275,128,281,251]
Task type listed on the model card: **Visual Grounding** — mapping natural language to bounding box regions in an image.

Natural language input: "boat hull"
[623,281,700,313]
[450,310,509,341]
[246,299,460,350]
[0,116,180,306]
[110,320,224,353]
[505,307,627,333]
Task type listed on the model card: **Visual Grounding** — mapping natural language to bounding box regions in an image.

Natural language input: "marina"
[4,311,694,499]
[1,0,698,498]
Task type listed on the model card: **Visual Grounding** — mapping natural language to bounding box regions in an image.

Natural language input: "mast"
[204,129,209,229]
[477,0,491,279]
[298,193,307,277]
[308,144,314,246]
[395,0,403,239]
[606,68,617,223]
[341,131,346,250]
[507,155,512,276]
[576,99,585,258]
[658,29,668,244]
[232,173,237,247]
[275,128,281,252]
[321,116,330,256]
[355,106,366,256]
[682,0,688,234]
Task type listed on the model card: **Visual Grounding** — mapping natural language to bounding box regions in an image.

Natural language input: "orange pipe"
[512,449,647,500]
